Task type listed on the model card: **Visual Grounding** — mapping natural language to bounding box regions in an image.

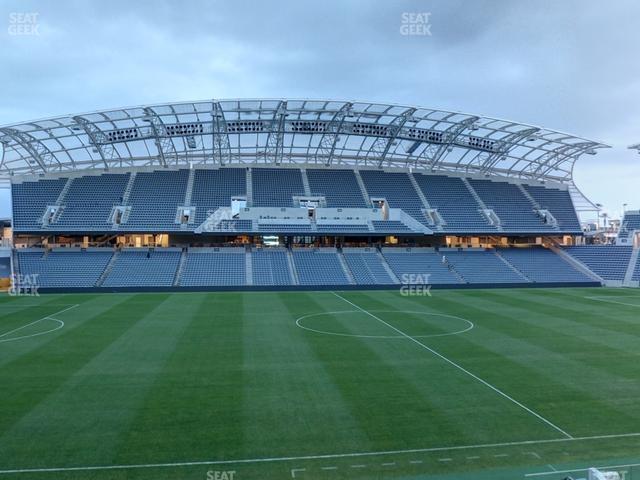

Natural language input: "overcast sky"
[1,0,639,223]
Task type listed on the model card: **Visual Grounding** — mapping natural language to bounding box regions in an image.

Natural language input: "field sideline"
[1,287,640,480]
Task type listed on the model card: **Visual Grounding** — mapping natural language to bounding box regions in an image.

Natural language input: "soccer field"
[1,287,640,480]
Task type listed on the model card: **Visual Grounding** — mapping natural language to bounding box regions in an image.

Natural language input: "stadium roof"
[0,99,609,186]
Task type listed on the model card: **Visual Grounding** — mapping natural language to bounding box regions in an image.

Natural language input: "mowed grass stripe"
[385,289,640,436]
[287,291,474,451]
[438,290,640,433]
[0,294,145,439]
[1,289,640,480]
[319,297,545,445]
[473,290,640,377]
[0,297,86,338]
[0,293,194,469]
[332,291,573,441]
[240,292,370,457]
[486,289,640,351]
[114,293,245,464]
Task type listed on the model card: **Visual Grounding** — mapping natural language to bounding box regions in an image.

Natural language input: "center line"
[331,292,573,439]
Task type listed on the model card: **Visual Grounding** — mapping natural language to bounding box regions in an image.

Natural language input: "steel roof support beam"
[212,102,231,166]
[418,116,479,170]
[315,102,353,166]
[477,127,540,174]
[367,108,417,168]
[265,101,287,165]
[71,116,116,169]
[536,142,596,178]
[0,127,58,173]
[143,107,178,168]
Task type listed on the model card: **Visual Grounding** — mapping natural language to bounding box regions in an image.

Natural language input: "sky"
[0,0,639,223]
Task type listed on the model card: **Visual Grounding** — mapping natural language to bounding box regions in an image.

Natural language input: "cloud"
[0,0,638,219]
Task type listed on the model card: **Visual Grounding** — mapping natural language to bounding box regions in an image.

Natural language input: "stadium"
[0,96,640,480]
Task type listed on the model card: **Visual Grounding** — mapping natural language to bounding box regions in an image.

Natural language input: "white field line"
[0,319,64,343]
[331,292,574,439]
[0,304,79,343]
[295,310,474,339]
[584,296,640,308]
[1,432,639,475]
[525,460,640,477]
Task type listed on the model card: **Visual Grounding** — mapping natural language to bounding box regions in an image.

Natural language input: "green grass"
[1,287,640,479]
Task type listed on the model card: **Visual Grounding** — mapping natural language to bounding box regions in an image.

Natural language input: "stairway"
[494,250,531,282]
[624,248,640,285]
[354,170,372,207]
[300,169,312,196]
[377,248,400,284]
[462,178,502,231]
[96,250,120,287]
[246,168,253,207]
[337,249,356,285]
[245,248,253,286]
[437,252,467,283]
[121,172,137,205]
[183,168,196,206]
[55,177,73,206]
[172,248,188,287]
[286,248,300,285]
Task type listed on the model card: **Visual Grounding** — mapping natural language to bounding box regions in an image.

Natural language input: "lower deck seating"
[180,250,245,286]
[343,250,395,285]
[292,249,350,285]
[382,250,461,284]
[252,249,292,285]
[102,250,180,287]
[442,250,526,283]
[13,246,602,289]
[633,256,640,282]
[317,224,370,233]
[498,247,592,283]
[563,246,633,281]
[16,249,113,287]
[371,221,416,234]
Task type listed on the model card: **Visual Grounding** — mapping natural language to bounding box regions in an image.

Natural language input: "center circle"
[295,310,474,339]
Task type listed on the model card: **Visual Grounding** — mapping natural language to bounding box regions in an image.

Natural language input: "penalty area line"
[0,304,79,341]
[331,292,573,440]
[1,432,640,475]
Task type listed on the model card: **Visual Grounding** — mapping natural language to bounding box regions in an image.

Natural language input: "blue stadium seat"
[468,179,555,233]
[523,185,581,232]
[252,168,305,207]
[498,247,592,283]
[11,178,68,231]
[17,248,113,287]
[382,250,461,284]
[102,249,181,287]
[125,170,190,230]
[563,246,633,281]
[252,249,292,285]
[360,170,428,226]
[343,250,395,285]
[306,169,367,207]
[191,168,246,225]
[180,249,246,286]
[292,249,350,285]
[413,174,493,232]
[55,173,130,231]
[442,250,526,283]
